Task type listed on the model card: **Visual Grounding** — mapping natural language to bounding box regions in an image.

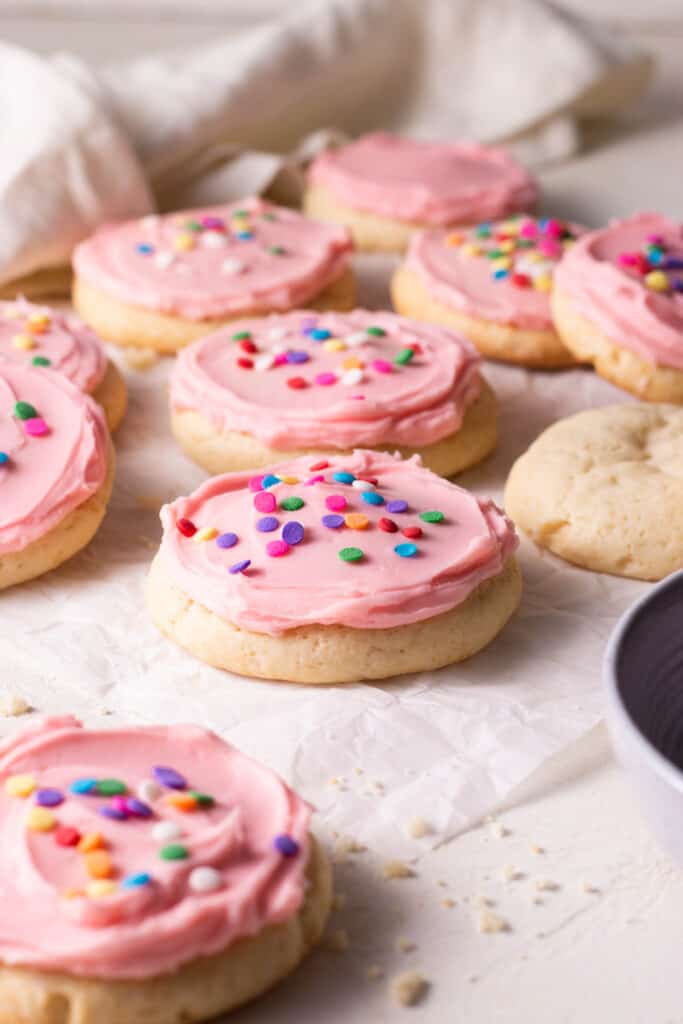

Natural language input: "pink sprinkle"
[350,395,366,401]
[538,239,561,259]
[274,353,288,366]
[315,372,337,386]
[266,539,289,557]
[326,495,346,512]
[618,252,638,267]
[249,475,265,492]
[646,234,664,245]
[371,359,393,374]
[543,218,563,238]
[518,219,538,239]
[24,417,48,437]
[254,491,276,513]
[111,796,129,816]
[305,475,325,485]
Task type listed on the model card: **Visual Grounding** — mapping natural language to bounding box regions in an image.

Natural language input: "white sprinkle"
[137,779,162,804]
[152,820,182,843]
[342,368,364,387]
[153,251,175,270]
[345,331,368,347]
[268,326,288,342]
[189,866,223,893]
[140,215,160,229]
[352,478,375,491]
[254,353,275,371]
[221,258,245,275]
[201,231,227,248]
[0,693,31,717]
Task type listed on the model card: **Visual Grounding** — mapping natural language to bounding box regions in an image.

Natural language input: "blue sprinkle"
[647,247,664,265]
[386,500,408,514]
[216,532,238,549]
[0,452,9,466]
[282,521,304,546]
[395,542,418,558]
[310,328,331,341]
[136,242,154,254]
[493,269,509,280]
[361,491,385,506]
[261,474,281,489]
[256,516,279,533]
[69,778,98,795]
[229,559,251,575]
[537,217,550,230]
[122,872,152,889]
[236,231,253,240]
[273,833,300,857]
[663,257,683,270]
[332,471,355,484]
[322,514,344,529]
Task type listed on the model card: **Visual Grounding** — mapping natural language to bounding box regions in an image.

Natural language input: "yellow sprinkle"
[26,313,50,333]
[645,270,670,292]
[323,339,346,352]
[498,239,516,253]
[533,275,553,293]
[12,334,34,351]
[27,807,56,832]
[173,233,195,252]
[78,831,105,853]
[461,243,482,258]
[280,475,300,485]
[345,513,369,530]
[502,220,521,234]
[343,356,364,370]
[61,888,83,901]
[445,232,464,247]
[86,880,117,899]
[5,773,36,798]
[194,526,218,543]
[491,258,512,271]
[527,252,544,263]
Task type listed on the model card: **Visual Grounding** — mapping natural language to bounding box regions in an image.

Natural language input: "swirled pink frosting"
[307,133,538,226]
[0,716,311,979]
[554,212,683,369]
[73,198,353,321]
[0,361,108,553]
[171,310,482,450]
[0,300,107,393]
[158,450,518,634]
[406,217,586,330]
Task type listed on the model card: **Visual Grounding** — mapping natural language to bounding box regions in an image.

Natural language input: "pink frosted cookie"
[72,199,355,354]
[146,450,521,683]
[0,299,126,430]
[304,133,538,252]
[0,361,112,589]
[552,212,683,401]
[170,309,496,478]
[393,215,586,367]
[0,716,331,1023]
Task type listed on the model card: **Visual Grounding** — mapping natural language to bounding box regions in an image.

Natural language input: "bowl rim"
[603,568,683,795]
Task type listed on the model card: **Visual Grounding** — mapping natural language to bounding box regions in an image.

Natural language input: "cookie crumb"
[580,880,599,894]
[390,970,429,1007]
[323,927,349,953]
[490,822,508,839]
[407,816,431,839]
[0,693,31,717]
[383,860,415,880]
[500,864,518,882]
[332,836,366,863]
[396,937,417,954]
[468,975,479,984]
[437,880,448,888]
[366,964,384,980]
[530,844,544,855]
[123,347,159,371]
[441,897,456,909]
[476,908,509,934]
[534,879,559,892]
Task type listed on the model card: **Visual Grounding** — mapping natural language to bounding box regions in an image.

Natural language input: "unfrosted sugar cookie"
[72,199,355,353]
[0,716,331,1024]
[552,213,683,400]
[146,450,521,683]
[392,216,585,367]
[0,361,113,589]
[0,300,126,430]
[170,309,496,477]
[504,403,683,580]
[304,133,538,252]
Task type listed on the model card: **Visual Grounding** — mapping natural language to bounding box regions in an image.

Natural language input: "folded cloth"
[0,0,652,294]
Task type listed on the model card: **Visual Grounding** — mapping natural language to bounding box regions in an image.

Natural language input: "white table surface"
[0,10,682,1024]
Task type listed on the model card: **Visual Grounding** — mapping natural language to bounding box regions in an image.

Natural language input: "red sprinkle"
[511,273,531,288]
[309,460,329,471]
[402,526,422,539]
[237,357,254,369]
[239,339,257,354]
[177,518,197,537]
[55,825,81,847]
[408,343,423,355]
[287,377,308,389]
[378,517,398,533]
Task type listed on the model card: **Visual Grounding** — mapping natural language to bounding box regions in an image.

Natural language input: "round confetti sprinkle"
[177,518,197,538]
[78,832,104,853]
[0,452,8,466]
[287,376,308,389]
[136,242,154,254]
[402,526,422,539]
[394,348,415,366]
[153,766,187,790]
[85,850,113,879]
[229,559,251,574]
[122,872,153,889]
[339,546,364,562]
[32,356,51,367]
[248,475,264,492]
[254,491,276,513]
[280,496,304,511]
[194,526,218,543]
[269,245,286,255]
[366,326,386,337]
[125,798,153,818]
[395,542,418,558]
[419,510,445,523]
[326,495,346,512]
[14,401,37,420]
[386,500,408,514]
[27,807,55,832]
[232,331,252,341]
[322,514,344,529]
[361,491,385,506]
[371,359,393,374]
[257,515,279,532]
[315,372,337,386]
[97,779,127,797]
[35,788,64,808]
[55,826,81,847]
[216,532,238,549]
[645,270,670,292]
[99,806,127,821]
[352,479,374,491]
[262,474,281,489]
[378,517,398,533]
[341,368,364,386]
[189,866,223,893]
[345,513,369,530]
[167,793,198,812]
[70,777,97,795]
[160,843,189,861]
[152,820,182,843]
[309,460,329,471]
[310,328,331,341]
[286,350,310,364]
[280,476,300,485]
[24,417,48,437]
[237,356,254,369]
[5,774,36,798]
[239,338,257,354]
[86,880,117,899]
[138,779,161,803]
[332,471,355,484]
[266,539,289,557]
[282,521,305,545]
[273,834,300,856]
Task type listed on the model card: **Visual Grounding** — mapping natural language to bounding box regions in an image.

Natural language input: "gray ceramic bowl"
[604,569,683,863]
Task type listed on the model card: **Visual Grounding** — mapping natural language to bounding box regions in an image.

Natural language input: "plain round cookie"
[91,360,128,431]
[504,404,683,580]
[303,181,437,253]
[392,263,578,368]
[146,552,521,684]
[0,835,331,1024]
[0,445,115,590]
[552,287,683,401]
[72,268,356,355]
[171,377,497,478]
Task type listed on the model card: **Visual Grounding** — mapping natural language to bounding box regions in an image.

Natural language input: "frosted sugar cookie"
[0,299,126,430]
[552,212,683,400]
[0,716,331,1024]
[170,309,496,477]
[392,215,585,367]
[304,133,538,252]
[72,199,355,353]
[146,450,521,683]
[504,403,683,580]
[0,361,113,589]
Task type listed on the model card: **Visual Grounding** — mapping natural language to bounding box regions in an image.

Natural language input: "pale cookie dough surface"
[303,182,434,253]
[91,360,128,432]
[504,403,683,580]
[146,551,522,684]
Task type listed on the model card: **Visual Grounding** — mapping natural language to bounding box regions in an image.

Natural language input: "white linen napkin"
[0,0,651,293]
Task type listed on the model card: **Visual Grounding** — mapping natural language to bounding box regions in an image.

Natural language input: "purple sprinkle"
[386,500,408,514]
[282,521,304,546]
[300,316,318,332]
[662,257,683,270]
[216,532,238,549]
[152,765,187,791]
[229,559,251,574]
[286,350,310,364]
[670,276,683,292]
[274,833,300,857]
[322,513,345,529]
[257,515,279,532]
[111,795,130,816]
[35,788,64,808]
[125,797,153,818]
[99,805,128,821]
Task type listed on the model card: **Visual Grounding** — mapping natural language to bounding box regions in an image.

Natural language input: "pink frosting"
[0,717,311,979]
[307,133,538,226]
[73,198,353,321]
[406,216,586,330]
[0,361,108,554]
[158,450,518,634]
[171,310,482,450]
[554,212,683,369]
[0,300,107,393]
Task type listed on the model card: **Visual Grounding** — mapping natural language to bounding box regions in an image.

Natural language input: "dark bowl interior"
[616,573,683,771]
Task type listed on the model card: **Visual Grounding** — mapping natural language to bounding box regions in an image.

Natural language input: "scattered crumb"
[477,897,494,908]
[355,767,364,776]
[123,347,159,371]
[329,776,348,790]
[437,880,448,888]
[396,937,417,954]
[332,892,347,911]
[0,693,31,717]
[476,908,509,934]
[323,928,349,953]
[366,964,384,980]
[390,970,429,1007]
[468,975,479,984]
[490,822,508,839]
[441,897,456,909]
[332,836,366,863]
[580,880,600,894]
[534,879,559,892]
[500,864,518,882]
[407,816,432,839]
[383,860,415,880]
[532,897,544,906]
[530,844,544,855]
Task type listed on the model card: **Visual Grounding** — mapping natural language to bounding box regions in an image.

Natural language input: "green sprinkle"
[419,510,445,524]
[96,778,127,796]
[474,225,491,238]
[14,401,37,421]
[189,791,215,808]
[232,209,249,218]
[280,496,304,511]
[269,245,286,255]
[232,331,252,341]
[185,220,203,232]
[339,547,364,563]
[366,326,386,337]
[262,212,278,221]
[394,348,414,366]
[517,238,535,249]
[485,249,504,260]
[31,357,51,367]
[159,843,189,861]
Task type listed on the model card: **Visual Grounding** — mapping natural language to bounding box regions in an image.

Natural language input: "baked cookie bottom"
[145,552,522,684]
[391,264,578,368]
[170,378,497,478]
[71,268,357,354]
[91,360,128,432]
[551,287,683,402]
[0,445,115,590]
[0,835,331,1024]
[504,403,683,580]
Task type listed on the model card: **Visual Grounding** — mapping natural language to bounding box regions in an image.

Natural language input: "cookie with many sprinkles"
[170,309,496,477]
[0,716,330,1023]
[392,215,585,367]
[71,198,355,353]
[146,450,521,683]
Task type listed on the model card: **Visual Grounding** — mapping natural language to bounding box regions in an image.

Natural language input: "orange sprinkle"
[85,850,113,879]
[342,356,364,370]
[445,232,464,247]
[61,888,83,901]
[166,793,198,812]
[344,513,369,530]
[78,831,105,854]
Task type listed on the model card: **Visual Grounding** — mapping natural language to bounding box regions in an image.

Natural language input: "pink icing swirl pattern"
[0,717,311,979]
[171,310,483,449]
